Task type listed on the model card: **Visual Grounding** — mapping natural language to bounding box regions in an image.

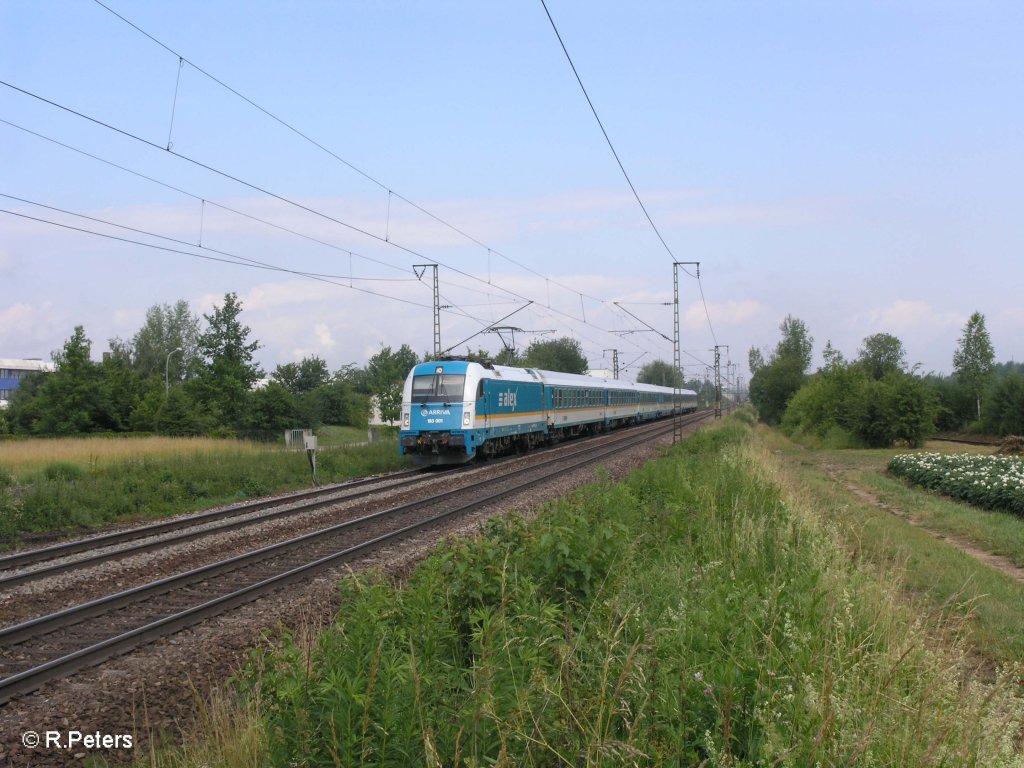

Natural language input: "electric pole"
[413,264,440,359]
[603,349,620,379]
[713,346,722,419]
[673,261,699,442]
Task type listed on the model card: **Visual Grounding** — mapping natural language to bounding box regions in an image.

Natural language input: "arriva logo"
[422,409,451,416]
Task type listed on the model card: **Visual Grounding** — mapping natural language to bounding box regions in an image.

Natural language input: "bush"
[784,366,935,448]
[983,374,1024,436]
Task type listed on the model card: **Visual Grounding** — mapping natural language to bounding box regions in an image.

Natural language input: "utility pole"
[673,261,699,442]
[413,264,440,359]
[603,349,620,379]
[715,347,724,419]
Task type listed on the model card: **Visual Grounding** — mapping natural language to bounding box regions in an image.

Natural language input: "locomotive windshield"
[411,373,466,400]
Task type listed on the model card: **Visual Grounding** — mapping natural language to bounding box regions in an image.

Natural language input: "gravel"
[0,422,701,767]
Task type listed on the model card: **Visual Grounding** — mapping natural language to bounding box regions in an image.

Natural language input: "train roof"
[410,359,696,397]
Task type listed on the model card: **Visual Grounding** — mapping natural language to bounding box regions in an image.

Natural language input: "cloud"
[851,300,964,333]
[685,299,771,330]
[0,301,66,358]
[664,197,841,227]
[0,249,17,275]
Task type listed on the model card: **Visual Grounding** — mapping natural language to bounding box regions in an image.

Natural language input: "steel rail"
[0,411,708,704]
[0,416,683,588]
[0,415,690,643]
[0,471,434,590]
[0,468,423,571]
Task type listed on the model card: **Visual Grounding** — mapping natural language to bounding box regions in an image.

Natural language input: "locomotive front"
[399,360,480,465]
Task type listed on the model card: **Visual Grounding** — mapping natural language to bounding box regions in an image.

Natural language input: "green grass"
[0,440,410,544]
[315,424,371,446]
[760,427,1024,665]
[858,467,1024,568]
[133,418,1024,767]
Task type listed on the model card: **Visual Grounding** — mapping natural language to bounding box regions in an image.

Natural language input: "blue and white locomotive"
[399,359,698,466]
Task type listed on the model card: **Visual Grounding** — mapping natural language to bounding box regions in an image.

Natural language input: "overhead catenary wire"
[539,0,721,350]
[90,0,610,307]
[3,16,701,375]
[7,118,545,313]
[2,80,650,359]
[0,208,437,311]
[1,197,501,329]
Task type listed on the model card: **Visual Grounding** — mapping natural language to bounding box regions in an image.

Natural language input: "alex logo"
[497,390,518,408]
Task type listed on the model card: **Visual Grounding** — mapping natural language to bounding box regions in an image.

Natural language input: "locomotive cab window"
[412,374,466,400]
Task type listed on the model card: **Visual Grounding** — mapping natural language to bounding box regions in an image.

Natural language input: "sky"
[2,1,1022,391]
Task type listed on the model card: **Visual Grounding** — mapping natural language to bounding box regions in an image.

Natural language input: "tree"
[848,372,935,448]
[493,346,525,367]
[101,343,146,431]
[953,311,995,421]
[155,385,205,436]
[6,371,49,434]
[748,347,766,376]
[983,374,1024,436]
[245,382,298,434]
[364,344,418,424]
[857,333,906,380]
[190,293,263,429]
[273,356,331,395]
[112,300,201,384]
[522,337,588,374]
[821,340,846,371]
[637,360,684,388]
[29,326,113,434]
[748,315,814,425]
[776,315,813,371]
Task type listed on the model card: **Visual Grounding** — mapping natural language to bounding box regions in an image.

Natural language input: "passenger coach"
[399,359,697,466]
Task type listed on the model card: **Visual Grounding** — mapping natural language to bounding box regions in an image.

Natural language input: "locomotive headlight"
[403,412,410,428]
[463,411,472,427]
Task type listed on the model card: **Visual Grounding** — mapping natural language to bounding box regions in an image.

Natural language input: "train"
[399,358,698,466]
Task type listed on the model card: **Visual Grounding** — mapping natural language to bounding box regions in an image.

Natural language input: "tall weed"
[156,418,1024,766]
[1,440,409,542]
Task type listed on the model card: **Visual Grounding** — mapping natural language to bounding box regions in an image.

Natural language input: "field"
[0,433,410,543]
[132,415,1024,767]
[0,436,271,478]
[889,451,1024,515]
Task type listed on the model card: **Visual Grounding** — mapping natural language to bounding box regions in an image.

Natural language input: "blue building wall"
[0,359,55,406]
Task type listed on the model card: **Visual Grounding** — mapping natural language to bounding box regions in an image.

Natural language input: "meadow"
[132,414,1024,767]
[0,433,409,543]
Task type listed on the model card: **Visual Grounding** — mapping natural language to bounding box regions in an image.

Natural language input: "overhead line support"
[413,264,440,359]
[673,262,699,442]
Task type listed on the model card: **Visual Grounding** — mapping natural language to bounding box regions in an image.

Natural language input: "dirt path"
[819,462,1024,584]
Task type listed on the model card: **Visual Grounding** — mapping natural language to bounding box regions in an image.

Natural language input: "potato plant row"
[888,452,1024,515]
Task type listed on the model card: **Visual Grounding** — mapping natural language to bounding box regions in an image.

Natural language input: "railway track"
[0,468,433,590]
[929,432,1002,447]
[0,411,708,705]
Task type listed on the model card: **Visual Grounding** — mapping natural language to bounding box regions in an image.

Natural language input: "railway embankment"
[0,418,700,766]
[128,414,1024,767]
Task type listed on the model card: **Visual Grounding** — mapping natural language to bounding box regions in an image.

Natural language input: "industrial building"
[0,358,55,408]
